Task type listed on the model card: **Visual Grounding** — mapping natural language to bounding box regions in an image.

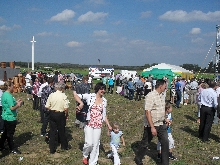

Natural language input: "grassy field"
[195,73,216,79]
[1,86,220,165]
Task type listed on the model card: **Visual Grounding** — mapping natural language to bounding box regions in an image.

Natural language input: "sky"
[0,0,220,67]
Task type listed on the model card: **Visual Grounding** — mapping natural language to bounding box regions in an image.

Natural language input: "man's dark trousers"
[49,111,68,153]
[41,107,50,135]
[0,120,17,150]
[175,90,181,108]
[135,87,143,101]
[199,105,215,141]
[135,124,169,165]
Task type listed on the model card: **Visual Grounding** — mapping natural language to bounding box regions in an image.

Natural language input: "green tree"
[181,64,201,72]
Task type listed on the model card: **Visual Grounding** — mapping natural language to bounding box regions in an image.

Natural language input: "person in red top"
[37,71,42,78]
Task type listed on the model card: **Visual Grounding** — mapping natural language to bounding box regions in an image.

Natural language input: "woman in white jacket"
[73,82,112,165]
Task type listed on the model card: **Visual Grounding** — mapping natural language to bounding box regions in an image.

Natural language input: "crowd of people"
[101,74,157,101]
[0,70,220,165]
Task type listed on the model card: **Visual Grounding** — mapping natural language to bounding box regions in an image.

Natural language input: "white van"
[89,67,114,79]
[120,70,137,79]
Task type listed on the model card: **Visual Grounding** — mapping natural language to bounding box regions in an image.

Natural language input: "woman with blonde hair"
[0,81,23,154]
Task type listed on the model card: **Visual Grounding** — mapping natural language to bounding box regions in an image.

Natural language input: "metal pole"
[30,36,36,71]
[216,25,220,81]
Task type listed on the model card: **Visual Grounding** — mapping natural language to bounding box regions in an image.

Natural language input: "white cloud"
[89,0,105,4]
[0,24,21,35]
[96,38,110,43]
[111,20,122,25]
[78,11,108,23]
[0,25,12,31]
[191,37,204,43]
[159,10,220,22]
[66,41,82,47]
[50,9,75,22]
[140,11,152,18]
[37,32,53,36]
[28,7,41,11]
[190,28,201,34]
[129,39,148,45]
[13,24,21,29]
[93,30,108,37]
[0,17,4,22]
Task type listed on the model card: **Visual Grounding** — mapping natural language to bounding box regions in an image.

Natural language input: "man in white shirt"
[198,81,218,142]
[134,74,139,84]
[88,75,93,89]
[25,72,32,100]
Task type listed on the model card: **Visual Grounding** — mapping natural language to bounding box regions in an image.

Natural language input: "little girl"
[157,102,177,161]
[107,123,125,165]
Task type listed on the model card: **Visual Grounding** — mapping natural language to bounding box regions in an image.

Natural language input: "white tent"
[143,63,193,74]
[143,63,194,80]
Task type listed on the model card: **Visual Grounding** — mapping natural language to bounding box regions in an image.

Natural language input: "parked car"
[74,73,83,81]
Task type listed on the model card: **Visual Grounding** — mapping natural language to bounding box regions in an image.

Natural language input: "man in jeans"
[134,79,169,165]
[175,78,182,108]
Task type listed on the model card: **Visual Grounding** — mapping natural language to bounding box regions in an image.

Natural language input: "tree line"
[12,61,217,73]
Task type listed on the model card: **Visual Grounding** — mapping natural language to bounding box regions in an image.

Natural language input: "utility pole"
[216,25,220,81]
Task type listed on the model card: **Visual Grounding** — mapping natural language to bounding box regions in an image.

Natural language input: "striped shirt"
[144,90,165,126]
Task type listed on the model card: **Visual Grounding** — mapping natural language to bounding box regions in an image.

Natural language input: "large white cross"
[30,36,36,71]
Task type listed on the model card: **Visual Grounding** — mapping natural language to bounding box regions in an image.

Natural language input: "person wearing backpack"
[73,76,90,129]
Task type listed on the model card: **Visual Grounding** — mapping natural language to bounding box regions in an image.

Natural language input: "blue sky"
[0,0,220,67]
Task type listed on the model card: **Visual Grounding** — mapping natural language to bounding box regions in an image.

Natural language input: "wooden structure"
[13,75,25,93]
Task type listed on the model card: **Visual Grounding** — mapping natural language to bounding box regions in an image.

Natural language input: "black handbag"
[76,99,89,122]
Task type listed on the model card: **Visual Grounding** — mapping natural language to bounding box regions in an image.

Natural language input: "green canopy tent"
[141,68,176,87]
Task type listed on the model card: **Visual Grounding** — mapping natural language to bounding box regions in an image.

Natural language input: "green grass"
[1,88,220,165]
